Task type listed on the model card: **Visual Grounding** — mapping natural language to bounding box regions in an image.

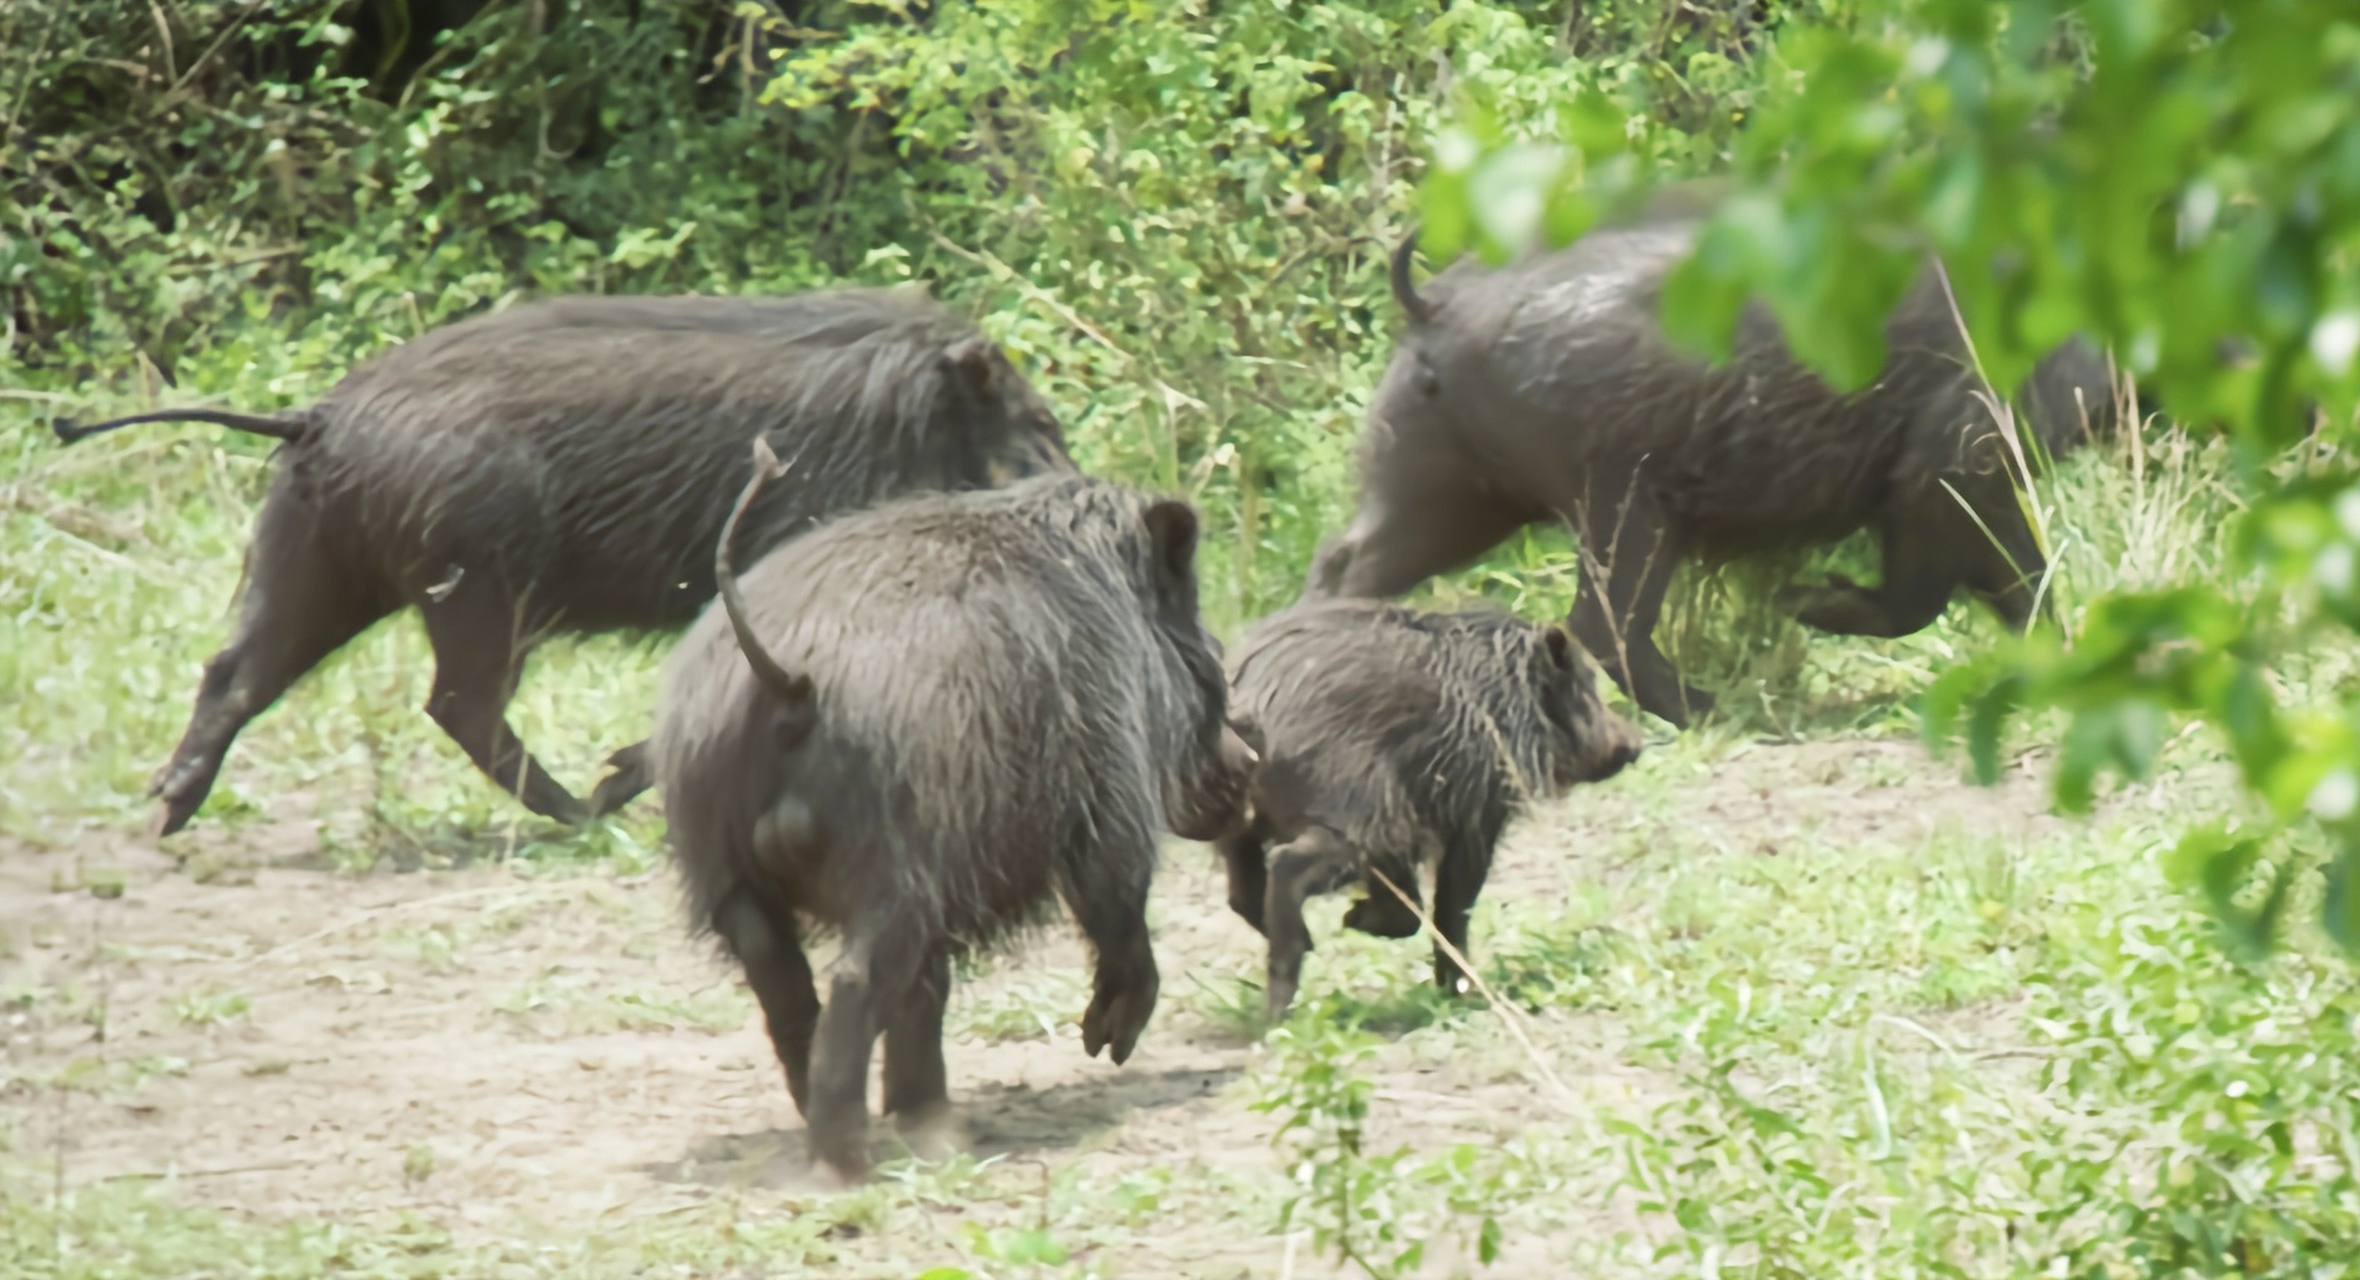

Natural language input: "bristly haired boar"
[1308,191,2118,728]
[1212,599,1641,1022]
[653,443,1240,1181]
[53,288,1072,836]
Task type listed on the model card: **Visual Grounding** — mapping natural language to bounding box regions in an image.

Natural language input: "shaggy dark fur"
[1308,209,2120,728]
[1210,600,1642,1021]
[53,288,1072,835]
[654,458,1233,1180]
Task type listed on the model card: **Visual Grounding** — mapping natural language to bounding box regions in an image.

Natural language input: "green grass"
[9,333,2360,1276]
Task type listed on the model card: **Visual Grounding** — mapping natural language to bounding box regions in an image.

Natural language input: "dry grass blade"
[225,883,574,972]
[1366,867,1578,1110]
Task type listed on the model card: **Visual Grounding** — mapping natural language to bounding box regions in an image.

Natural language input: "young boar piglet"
[54,289,1070,835]
[654,441,1240,1180]
[1214,600,1642,1022]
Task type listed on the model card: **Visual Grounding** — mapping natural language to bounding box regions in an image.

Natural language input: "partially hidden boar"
[1306,211,2119,728]
[653,446,1241,1181]
[54,289,1071,835]
[1209,599,1642,1022]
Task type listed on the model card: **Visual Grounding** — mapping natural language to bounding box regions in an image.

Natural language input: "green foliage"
[0,0,1841,843]
[1430,0,2360,952]
[17,1,2360,1274]
[1255,1009,1516,1279]
[2021,907,2360,1277]
[1255,1012,1410,1276]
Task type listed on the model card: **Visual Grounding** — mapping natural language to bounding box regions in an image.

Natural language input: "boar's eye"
[1413,362,1440,397]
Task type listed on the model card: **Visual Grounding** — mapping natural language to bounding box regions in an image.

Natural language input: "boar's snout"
[1300,537,1352,604]
[1582,712,1645,784]
[1169,722,1257,843]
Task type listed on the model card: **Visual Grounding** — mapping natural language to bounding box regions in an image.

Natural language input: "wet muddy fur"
[1213,600,1642,1021]
[653,463,1231,1180]
[1309,214,2120,729]
[55,289,1072,836]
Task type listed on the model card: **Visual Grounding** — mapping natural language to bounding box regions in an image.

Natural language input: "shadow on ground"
[648,1064,1243,1189]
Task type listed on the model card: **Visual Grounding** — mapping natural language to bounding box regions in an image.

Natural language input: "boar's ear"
[1540,625,1577,671]
[1142,499,1200,583]
[945,336,1009,402]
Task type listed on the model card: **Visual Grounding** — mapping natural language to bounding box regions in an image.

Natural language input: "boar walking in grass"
[653,445,1240,1180]
[1208,600,1642,1022]
[1305,211,2119,728]
[54,289,1071,835]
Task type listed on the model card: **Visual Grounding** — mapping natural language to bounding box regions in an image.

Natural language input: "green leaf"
[1964,676,2025,787]
[1562,87,1630,156]
[2327,838,2360,956]
[1467,142,1570,263]
[1421,167,1473,264]
[1657,252,1751,365]
[1001,1229,1068,1265]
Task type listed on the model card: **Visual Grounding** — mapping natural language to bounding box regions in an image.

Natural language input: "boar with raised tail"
[653,448,1241,1181]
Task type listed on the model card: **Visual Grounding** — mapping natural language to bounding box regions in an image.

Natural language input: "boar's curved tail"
[52,408,308,446]
[716,438,815,716]
[1390,229,1434,327]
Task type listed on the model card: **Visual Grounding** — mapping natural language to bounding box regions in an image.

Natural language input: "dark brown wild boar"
[653,445,1239,1181]
[54,289,1072,836]
[1209,599,1642,1022]
[1305,213,2118,727]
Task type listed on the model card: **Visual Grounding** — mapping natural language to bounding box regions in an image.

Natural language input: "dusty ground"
[0,736,2074,1276]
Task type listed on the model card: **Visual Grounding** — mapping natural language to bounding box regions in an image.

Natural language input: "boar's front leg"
[1566,483,1714,728]
[418,591,588,825]
[1302,436,1536,604]
[1428,833,1497,999]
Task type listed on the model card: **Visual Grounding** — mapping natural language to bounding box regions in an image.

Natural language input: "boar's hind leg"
[1567,492,1714,728]
[1341,870,1423,939]
[1782,476,2038,639]
[418,594,588,825]
[150,487,393,837]
[806,916,927,1180]
[1261,826,1361,1023]
[1064,817,1161,1066]
[882,944,952,1125]
[715,887,821,1117]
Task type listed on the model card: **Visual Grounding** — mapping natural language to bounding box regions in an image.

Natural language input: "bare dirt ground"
[0,736,2074,1276]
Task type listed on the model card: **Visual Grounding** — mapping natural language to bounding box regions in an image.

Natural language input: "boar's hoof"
[807,1117,877,1185]
[1081,951,1159,1065]
[146,771,210,839]
[586,742,654,817]
[148,798,196,840]
[1341,891,1423,939]
[1773,573,1862,613]
[893,1106,968,1162]
[1262,975,1302,1026]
